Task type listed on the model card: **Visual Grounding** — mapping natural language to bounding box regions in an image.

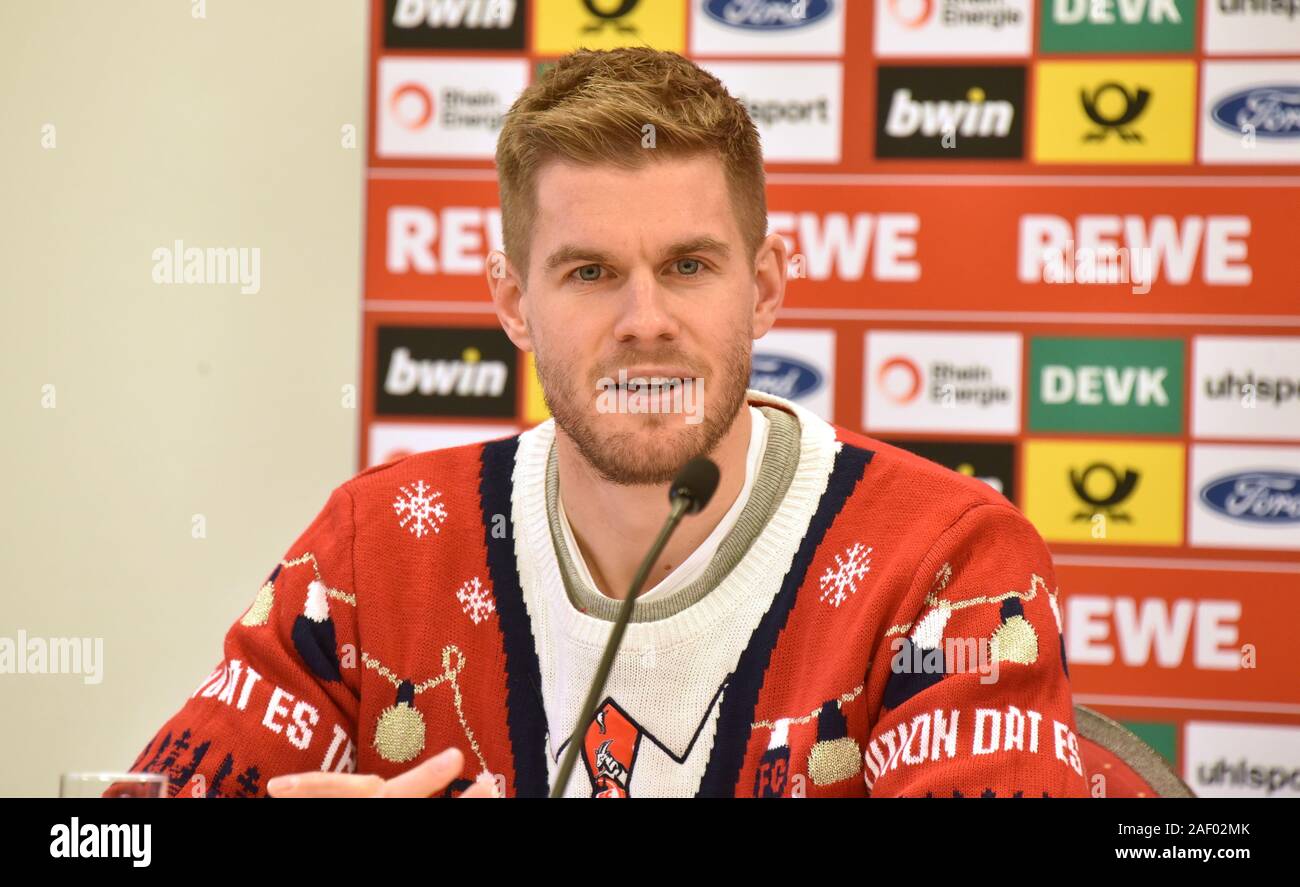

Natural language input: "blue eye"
[675,258,702,275]
[574,265,602,282]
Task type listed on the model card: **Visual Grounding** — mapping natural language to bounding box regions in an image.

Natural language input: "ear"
[751,232,788,339]
[485,249,532,352]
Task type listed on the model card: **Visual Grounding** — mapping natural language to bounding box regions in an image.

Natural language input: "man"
[128,48,1088,798]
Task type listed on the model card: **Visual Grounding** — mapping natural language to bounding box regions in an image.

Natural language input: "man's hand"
[266,747,497,798]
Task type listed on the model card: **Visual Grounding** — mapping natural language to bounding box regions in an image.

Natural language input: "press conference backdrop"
[361,0,1300,798]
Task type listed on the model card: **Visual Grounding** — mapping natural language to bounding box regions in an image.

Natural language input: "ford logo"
[751,354,822,400]
[1200,471,1300,523]
[703,0,832,30]
[1211,85,1300,139]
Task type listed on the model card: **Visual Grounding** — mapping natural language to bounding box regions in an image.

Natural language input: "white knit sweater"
[510,390,842,796]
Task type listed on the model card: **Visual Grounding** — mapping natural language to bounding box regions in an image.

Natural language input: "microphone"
[549,457,720,798]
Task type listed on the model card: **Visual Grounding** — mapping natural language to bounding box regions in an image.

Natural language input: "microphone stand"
[548,494,694,798]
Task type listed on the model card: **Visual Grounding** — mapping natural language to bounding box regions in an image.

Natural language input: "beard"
[534,329,753,487]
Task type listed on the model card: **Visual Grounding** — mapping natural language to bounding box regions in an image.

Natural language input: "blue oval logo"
[1200,471,1300,524]
[1211,85,1300,139]
[751,354,822,400]
[703,0,832,31]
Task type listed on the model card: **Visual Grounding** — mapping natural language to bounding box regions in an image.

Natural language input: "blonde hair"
[494,47,766,275]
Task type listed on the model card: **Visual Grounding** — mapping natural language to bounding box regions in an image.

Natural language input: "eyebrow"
[542,236,731,272]
[543,245,614,272]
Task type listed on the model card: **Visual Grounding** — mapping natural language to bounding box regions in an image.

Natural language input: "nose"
[611,267,680,345]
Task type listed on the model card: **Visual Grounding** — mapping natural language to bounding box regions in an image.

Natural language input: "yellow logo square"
[534,0,686,55]
[1033,61,1195,164]
[1023,439,1185,545]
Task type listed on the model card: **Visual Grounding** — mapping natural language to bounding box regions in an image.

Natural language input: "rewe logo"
[386,205,503,275]
[1018,214,1253,286]
[50,818,151,867]
[1065,595,1242,669]
[385,346,508,398]
[1041,365,1169,406]
[1052,0,1181,23]
[767,211,920,281]
[885,87,1015,139]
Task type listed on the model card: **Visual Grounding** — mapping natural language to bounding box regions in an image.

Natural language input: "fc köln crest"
[581,700,643,798]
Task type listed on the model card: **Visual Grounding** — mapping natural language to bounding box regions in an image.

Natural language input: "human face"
[498,154,781,486]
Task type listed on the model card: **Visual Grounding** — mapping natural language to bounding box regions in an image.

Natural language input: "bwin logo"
[885,86,1015,139]
[50,819,151,868]
[384,346,509,398]
[1081,83,1150,142]
[391,0,518,29]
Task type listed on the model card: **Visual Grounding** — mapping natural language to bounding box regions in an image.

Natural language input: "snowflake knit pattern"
[127,391,1089,798]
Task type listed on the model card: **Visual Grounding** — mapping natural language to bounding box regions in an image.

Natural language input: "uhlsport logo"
[875,66,1026,158]
[1192,336,1300,440]
[703,61,843,162]
[383,0,527,49]
[1034,61,1195,163]
[376,326,517,418]
[537,0,686,53]
[1029,337,1184,434]
[1204,0,1300,54]
[1185,721,1300,798]
[875,0,1031,57]
[1023,439,1185,544]
[1040,0,1195,53]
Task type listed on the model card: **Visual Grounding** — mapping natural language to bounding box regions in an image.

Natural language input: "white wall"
[0,0,367,796]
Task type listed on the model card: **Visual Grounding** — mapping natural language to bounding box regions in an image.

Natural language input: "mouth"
[599,370,696,395]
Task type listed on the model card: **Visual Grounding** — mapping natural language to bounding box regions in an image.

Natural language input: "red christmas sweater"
[128,393,1089,798]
